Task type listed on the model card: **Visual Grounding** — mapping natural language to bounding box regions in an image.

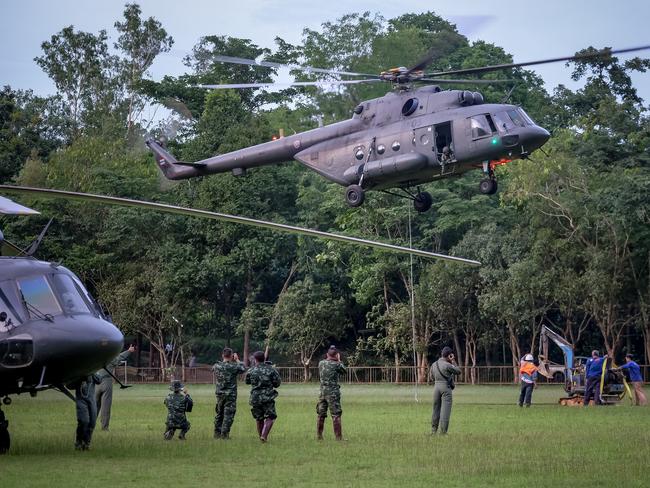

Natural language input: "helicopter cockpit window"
[470,115,495,139]
[51,274,91,314]
[507,109,526,128]
[17,275,61,318]
[517,108,535,125]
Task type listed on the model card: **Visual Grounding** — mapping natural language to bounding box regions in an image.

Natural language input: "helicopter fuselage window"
[51,274,91,314]
[470,115,495,139]
[17,275,61,318]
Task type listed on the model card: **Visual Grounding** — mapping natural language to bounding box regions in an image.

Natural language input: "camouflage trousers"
[215,392,238,435]
[75,397,97,448]
[316,390,342,418]
[250,399,277,421]
[166,414,190,433]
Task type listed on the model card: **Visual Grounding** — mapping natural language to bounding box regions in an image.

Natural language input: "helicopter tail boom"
[145,139,203,180]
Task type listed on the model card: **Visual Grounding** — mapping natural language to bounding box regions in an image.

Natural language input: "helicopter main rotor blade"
[213,55,380,78]
[420,78,515,85]
[197,79,383,90]
[424,45,650,77]
[404,49,440,75]
[0,186,481,266]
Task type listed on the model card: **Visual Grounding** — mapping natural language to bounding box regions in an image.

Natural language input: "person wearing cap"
[212,347,246,439]
[583,350,606,406]
[518,354,538,407]
[245,351,281,442]
[429,346,461,435]
[615,355,647,406]
[164,380,193,440]
[316,345,347,440]
[95,344,135,431]
[0,311,12,333]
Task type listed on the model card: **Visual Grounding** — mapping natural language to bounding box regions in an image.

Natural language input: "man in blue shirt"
[616,354,647,406]
[583,350,606,406]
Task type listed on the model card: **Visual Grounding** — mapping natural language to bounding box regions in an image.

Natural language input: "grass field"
[1,384,649,487]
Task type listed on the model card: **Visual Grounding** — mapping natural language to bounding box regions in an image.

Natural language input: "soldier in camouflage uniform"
[164,380,193,440]
[72,373,101,450]
[245,351,281,442]
[213,347,246,439]
[95,345,135,431]
[430,346,461,435]
[317,345,346,440]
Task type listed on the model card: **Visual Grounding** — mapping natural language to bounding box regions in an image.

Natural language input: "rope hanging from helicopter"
[408,202,419,402]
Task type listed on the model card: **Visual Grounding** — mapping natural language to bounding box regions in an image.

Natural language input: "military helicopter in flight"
[146,45,649,212]
[0,196,124,454]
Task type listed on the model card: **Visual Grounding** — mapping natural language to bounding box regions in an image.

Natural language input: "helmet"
[170,380,183,391]
[524,354,534,361]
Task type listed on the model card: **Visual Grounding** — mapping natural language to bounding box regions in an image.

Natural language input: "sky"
[2,0,650,101]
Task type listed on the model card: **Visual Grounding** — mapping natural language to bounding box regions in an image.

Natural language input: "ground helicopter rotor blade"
[0,186,480,266]
[213,55,380,78]
[196,79,383,90]
[0,195,40,215]
[424,45,650,77]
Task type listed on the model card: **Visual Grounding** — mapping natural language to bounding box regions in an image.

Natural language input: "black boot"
[260,418,275,442]
[332,416,343,441]
[317,416,325,440]
[214,427,222,439]
[164,428,175,440]
[75,422,85,450]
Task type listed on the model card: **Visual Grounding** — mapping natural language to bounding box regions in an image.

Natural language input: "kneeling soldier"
[164,380,193,440]
[245,351,281,442]
[317,345,346,440]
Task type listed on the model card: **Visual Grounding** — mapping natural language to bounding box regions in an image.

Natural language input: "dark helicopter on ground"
[0,196,124,454]
[146,45,649,212]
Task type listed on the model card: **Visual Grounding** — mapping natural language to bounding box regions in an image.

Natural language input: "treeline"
[2,6,650,378]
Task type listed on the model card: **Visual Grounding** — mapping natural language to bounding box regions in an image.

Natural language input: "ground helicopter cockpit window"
[0,282,22,328]
[16,275,61,319]
[51,274,91,315]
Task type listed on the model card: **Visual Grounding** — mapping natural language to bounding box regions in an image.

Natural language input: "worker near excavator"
[615,354,647,406]
[583,350,606,406]
[518,354,538,407]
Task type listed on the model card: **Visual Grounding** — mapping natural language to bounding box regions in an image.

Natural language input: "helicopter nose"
[526,126,551,150]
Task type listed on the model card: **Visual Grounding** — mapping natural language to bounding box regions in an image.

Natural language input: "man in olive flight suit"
[245,350,281,442]
[95,344,135,431]
[72,373,101,450]
[213,347,246,439]
[430,346,461,435]
[317,345,346,440]
[164,380,193,440]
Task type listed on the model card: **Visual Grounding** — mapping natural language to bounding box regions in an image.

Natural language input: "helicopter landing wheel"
[2,397,11,406]
[0,409,9,454]
[479,178,498,195]
[413,191,433,213]
[345,185,365,207]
